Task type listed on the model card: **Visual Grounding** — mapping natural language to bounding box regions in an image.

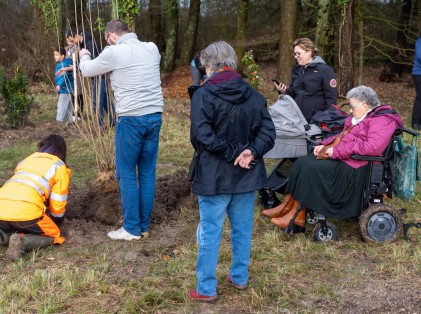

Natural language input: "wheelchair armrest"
[400,127,419,137]
[351,154,386,162]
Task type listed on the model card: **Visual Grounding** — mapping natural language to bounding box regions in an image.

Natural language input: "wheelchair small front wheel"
[359,204,403,243]
[312,221,338,242]
[306,210,319,224]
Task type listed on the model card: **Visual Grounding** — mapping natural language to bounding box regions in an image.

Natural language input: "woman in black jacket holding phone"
[275,38,337,122]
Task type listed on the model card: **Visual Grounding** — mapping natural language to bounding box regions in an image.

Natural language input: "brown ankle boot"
[271,202,306,229]
[261,194,294,218]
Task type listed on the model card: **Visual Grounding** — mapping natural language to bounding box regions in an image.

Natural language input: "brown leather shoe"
[261,194,294,218]
[271,202,306,229]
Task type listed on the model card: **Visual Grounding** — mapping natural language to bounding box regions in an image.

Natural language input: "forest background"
[1,0,420,94]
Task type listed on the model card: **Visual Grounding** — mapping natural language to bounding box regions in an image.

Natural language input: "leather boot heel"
[261,194,294,218]
[271,203,307,230]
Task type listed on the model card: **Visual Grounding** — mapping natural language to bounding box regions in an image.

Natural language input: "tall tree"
[315,0,331,60]
[147,0,164,51]
[417,0,421,32]
[338,0,354,97]
[179,0,201,65]
[355,0,365,85]
[276,0,297,83]
[31,0,62,47]
[111,0,139,31]
[390,0,412,76]
[162,0,179,73]
[235,0,249,73]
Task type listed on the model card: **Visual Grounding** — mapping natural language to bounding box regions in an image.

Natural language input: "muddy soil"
[63,169,196,247]
[0,74,197,247]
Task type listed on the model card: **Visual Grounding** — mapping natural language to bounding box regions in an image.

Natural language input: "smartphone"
[272,79,280,85]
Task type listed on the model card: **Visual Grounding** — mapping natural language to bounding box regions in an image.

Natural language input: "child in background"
[53,47,74,125]
[65,36,84,119]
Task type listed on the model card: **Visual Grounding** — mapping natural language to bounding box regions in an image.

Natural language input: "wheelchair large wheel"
[359,204,403,243]
[312,221,338,242]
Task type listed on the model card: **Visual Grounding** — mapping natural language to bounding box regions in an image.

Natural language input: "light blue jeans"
[196,192,255,296]
[115,114,162,235]
[56,94,73,124]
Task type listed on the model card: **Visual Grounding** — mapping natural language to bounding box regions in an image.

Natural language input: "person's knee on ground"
[0,229,10,246]
[6,233,55,261]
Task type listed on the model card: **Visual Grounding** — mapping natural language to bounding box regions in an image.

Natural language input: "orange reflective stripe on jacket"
[0,152,71,221]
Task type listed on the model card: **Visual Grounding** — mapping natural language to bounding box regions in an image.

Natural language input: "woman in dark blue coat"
[188,41,275,303]
[275,38,337,121]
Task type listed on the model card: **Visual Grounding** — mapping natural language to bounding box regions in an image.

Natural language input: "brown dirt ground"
[0,65,419,312]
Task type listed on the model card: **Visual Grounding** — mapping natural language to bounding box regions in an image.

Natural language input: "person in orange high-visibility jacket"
[0,134,71,260]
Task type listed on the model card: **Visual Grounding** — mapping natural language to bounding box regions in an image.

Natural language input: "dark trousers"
[411,75,421,127]
[93,75,115,127]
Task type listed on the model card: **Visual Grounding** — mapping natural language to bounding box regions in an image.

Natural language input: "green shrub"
[0,67,33,128]
[242,50,263,90]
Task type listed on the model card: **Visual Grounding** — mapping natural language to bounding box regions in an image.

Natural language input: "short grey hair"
[105,20,129,36]
[346,85,380,108]
[200,41,238,71]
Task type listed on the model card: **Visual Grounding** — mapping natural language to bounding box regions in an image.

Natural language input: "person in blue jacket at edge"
[411,33,421,130]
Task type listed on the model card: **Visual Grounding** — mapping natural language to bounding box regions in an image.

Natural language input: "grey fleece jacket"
[79,33,163,116]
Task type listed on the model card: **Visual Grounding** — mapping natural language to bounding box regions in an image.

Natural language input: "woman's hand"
[234,149,254,169]
[326,147,334,157]
[313,145,325,156]
[274,81,287,94]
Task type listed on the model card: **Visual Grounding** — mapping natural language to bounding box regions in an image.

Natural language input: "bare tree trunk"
[162,0,179,73]
[391,0,412,76]
[356,0,364,85]
[276,0,297,84]
[54,0,63,48]
[235,0,249,74]
[417,0,421,32]
[179,0,201,65]
[111,0,138,32]
[30,5,55,80]
[338,0,354,97]
[148,0,164,50]
[315,0,330,59]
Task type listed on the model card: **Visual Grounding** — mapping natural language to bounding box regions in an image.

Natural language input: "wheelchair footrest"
[403,222,421,241]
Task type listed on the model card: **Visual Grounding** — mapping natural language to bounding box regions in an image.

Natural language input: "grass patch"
[0,81,420,312]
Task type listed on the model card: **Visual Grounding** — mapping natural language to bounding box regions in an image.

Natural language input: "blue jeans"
[93,76,115,126]
[196,192,255,296]
[115,114,162,235]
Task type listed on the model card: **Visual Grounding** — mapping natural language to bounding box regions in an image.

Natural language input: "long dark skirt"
[285,156,367,219]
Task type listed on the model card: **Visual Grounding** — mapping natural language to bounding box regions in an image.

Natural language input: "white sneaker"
[107,227,141,241]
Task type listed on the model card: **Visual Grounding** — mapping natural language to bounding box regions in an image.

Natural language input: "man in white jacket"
[79,20,164,241]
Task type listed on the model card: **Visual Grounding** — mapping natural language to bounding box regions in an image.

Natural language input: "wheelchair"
[261,127,421,243]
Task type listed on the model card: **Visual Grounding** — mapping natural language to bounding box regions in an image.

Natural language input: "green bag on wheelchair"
[392,135,419,200]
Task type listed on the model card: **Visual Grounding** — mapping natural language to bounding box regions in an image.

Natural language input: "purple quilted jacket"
[320,105,404,169]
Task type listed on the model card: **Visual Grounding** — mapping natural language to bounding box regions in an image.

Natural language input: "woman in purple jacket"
[262,86,404,233]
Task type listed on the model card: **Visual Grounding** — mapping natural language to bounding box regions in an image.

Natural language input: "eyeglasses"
[293,50,309,57]
[350,102,364,111]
